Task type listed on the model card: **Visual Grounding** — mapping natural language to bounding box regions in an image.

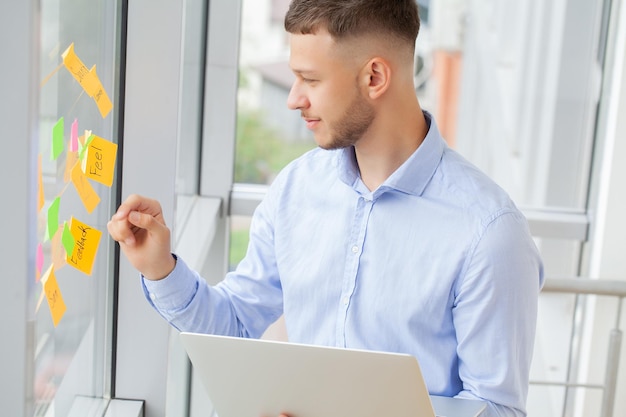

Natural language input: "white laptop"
[180,332,486,417]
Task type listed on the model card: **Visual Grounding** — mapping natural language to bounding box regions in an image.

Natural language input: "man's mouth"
[303,117,320,130]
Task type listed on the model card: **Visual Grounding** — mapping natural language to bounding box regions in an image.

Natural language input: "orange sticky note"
[42,265,67,327]
[71,161,100,213]
[66,216,102,275]
[38,155,44,212]
[81,135,117,187]
[89,66,113,118]
[61,43,100,97]
[51,227,67,270]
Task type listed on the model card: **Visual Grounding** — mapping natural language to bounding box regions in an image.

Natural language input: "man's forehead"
[289,30,368,68]
[288,31,336,68]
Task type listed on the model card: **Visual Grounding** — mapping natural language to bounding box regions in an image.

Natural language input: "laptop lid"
[180,332,436,417]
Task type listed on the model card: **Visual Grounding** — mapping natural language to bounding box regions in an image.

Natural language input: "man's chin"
[314,135,333,150]
[315,136,350,151]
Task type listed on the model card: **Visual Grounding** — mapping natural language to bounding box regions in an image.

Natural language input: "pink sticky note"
[70,118,79,152]
[36,243,44,276]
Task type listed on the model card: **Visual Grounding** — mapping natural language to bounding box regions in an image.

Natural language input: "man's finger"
[112,194,163,221]
[127,210,170,242]
[107,218,136,246]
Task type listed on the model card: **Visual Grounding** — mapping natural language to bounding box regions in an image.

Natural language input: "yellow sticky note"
[61,43,100,97]
[89,66,113,118]
[81,135,117,187]
[71,161,101,213]
[42,265,67,327]
[66,216,102,275]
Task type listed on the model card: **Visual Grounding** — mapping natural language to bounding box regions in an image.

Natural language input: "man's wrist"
[143,253,177,281]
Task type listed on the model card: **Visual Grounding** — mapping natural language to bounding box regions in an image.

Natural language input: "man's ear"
[361,57,391,100]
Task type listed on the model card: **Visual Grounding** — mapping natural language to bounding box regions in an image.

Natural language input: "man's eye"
[303,78,317,84]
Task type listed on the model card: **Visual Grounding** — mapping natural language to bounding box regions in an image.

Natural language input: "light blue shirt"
[143,113,543,416]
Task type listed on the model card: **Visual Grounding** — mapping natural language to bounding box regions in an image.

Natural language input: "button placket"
[335,196,374,346]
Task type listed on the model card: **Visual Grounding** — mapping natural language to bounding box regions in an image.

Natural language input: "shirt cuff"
[141,254,199,311]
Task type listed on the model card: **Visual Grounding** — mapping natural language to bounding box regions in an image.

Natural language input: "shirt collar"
[336,111,446,197]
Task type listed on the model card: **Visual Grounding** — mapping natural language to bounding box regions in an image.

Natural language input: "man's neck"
[355,108,428,191]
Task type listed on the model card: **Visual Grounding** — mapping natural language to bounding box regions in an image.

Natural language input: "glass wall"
[35,0,122,415]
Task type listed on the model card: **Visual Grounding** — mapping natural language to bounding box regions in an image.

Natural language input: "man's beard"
[320,90,375,150]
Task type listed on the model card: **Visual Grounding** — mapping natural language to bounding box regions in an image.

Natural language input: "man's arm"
[452,211,544,417]
[109,193,284,338]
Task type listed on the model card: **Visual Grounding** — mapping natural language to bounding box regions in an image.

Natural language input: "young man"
[108,1,543,416]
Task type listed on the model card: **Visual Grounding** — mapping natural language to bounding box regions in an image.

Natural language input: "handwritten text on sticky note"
[81,135,117,187]
[89,66,113,118]
[61,43,100,97]
[66,216,102,275]
[42,265,67,327]
[61,44,113,118]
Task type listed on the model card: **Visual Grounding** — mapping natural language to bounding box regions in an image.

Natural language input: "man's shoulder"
[436,148,521,218]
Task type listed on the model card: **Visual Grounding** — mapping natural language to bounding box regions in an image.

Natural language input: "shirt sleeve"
[141,184,285,338]
[452,210,544,417]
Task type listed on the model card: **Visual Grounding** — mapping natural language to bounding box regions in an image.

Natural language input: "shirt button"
[150,293,156,301]
[343,297,349,306]
[351,245,359,254]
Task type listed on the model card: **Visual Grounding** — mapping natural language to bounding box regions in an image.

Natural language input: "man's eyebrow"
[290,68,317,75]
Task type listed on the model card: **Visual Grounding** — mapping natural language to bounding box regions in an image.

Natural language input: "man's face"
[287,30,374,150]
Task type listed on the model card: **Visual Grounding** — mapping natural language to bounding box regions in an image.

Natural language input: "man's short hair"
[284,0,420,51]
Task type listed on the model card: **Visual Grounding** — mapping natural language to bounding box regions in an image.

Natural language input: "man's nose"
[287,80,309,110]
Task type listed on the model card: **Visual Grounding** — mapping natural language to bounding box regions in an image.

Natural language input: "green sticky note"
[79,134,95,162]
[52,117,65,160]
[45,197,61,241]
[61,222,75,257]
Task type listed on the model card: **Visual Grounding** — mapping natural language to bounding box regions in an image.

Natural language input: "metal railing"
[532,278,626,417]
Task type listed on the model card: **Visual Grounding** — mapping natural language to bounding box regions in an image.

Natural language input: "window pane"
[36,0,121,414]
[234,0,316,185]
[176,0,207,196]
[451,0,605,211]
